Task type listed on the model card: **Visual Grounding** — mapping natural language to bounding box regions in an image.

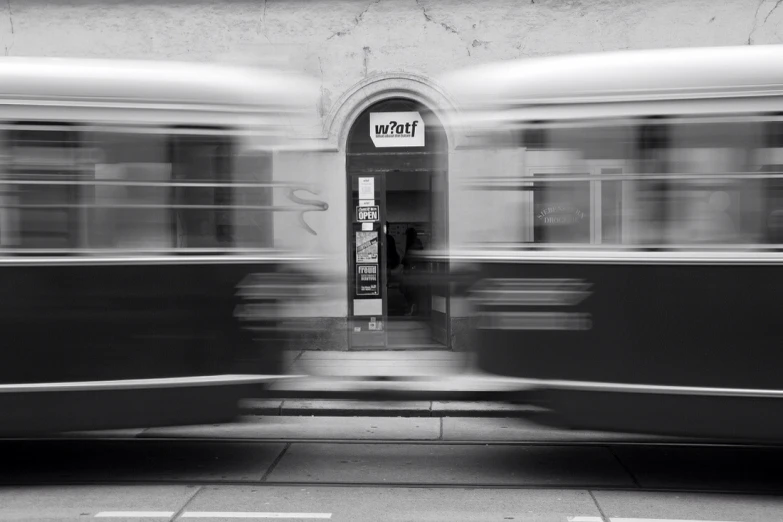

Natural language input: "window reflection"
[92,132,171,250]
[0,125,277,254]
[467,115,783,250]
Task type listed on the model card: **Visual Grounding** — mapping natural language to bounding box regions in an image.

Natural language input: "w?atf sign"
[369,111,425,148]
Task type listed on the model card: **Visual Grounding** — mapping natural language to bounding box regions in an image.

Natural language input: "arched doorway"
[345,98,450,349]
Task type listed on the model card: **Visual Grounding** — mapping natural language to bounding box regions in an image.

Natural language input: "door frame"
[344,168,451,349]
[346,172,388,349]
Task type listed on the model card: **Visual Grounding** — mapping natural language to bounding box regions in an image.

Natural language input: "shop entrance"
[346,98,449,349]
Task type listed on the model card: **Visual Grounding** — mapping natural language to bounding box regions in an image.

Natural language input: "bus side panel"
[474,259,783,440]
[474,261,783,390]
[0,262,290,385]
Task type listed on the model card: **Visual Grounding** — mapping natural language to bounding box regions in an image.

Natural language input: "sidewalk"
[244,350,539,418]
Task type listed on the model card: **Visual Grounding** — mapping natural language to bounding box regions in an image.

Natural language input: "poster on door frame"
[359,177,375,199]
[356,231,379,263]
[356,264,379,296]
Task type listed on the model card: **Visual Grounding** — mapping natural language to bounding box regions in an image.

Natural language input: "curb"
[240,399,541,418]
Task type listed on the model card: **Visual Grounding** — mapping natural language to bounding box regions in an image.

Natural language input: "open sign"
[356,205,379,222]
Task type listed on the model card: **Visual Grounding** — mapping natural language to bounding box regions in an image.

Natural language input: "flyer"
[356,264,379,296]
[356,231,379,263]
[359,177,375,199]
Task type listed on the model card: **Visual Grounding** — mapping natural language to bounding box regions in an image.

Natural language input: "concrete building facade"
[5,0,782,350]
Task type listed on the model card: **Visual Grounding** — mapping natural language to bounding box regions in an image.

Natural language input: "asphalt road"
[1,416,782,521]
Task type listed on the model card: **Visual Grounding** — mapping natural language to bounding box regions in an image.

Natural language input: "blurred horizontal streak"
[236,286,331,300]
[0,374,291,393]
[477,312,593,331]
[470,278,592,306]
[0,254,322,265]
[0,124,280,138]
[0,96,303,115]
[0,179,323,190]
[462,172,783,187]
[0,202,316,211]
[446,249,783,264]
[0,247,323,256]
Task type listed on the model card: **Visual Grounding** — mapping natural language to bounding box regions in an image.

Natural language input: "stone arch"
[323,72,462,151]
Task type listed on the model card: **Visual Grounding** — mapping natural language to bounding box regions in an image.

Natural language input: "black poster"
[357,264,379,296]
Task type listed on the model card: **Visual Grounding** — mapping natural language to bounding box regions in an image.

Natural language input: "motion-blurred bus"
[441,45,783,442]
[0,57,323,434]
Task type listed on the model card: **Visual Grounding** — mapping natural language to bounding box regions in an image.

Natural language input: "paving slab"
[0,440,284,484]
[0,485,195,522]
[239,399,284,415]
[593,490,783,522]
[279,399,432,417]
[612,445,783,492]
[188,485,601,522]
[141,416,440,441]
[432,401,539,417]
[59,428,147,438]
[442,418,671,442]
[268,442,635,487]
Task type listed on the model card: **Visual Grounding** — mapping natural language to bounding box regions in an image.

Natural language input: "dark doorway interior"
[386,170,434,346]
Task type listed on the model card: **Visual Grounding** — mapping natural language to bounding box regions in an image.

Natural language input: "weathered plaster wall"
[0,0,780,129]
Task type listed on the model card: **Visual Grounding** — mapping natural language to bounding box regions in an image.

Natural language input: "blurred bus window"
[521,117,771,248]
[664,119,765,246]
[170,135,234,249]
[523,123,636,246]
[90,132,172,250]
[627,121,670,246]
[5,126,83,249]
[233,150,273,249]
[0,126,279,254]
[760,120,783,245]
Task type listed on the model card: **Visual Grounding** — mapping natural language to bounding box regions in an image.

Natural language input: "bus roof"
[0,56,315,107]
[440,45,783,122]
[0,57,319,129]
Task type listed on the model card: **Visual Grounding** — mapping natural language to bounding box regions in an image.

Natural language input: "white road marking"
[95,512,174,518]
[181,513,333,519]
[610,519,744,522]
[568,518,744,522]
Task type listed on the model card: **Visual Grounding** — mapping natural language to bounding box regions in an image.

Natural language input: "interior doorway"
[346,98,449,349]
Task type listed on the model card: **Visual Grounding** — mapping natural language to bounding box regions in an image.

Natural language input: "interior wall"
[386,191,430,224]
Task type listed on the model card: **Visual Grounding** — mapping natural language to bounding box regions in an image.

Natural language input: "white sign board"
[359,177,374,199]
[370,111,425,148]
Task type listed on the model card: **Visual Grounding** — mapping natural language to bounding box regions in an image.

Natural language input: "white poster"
[359,177,375,199]
[370,112,425,148]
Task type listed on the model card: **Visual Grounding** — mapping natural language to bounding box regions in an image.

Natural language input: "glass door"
[429,168,449,345]
[348,172,387,347]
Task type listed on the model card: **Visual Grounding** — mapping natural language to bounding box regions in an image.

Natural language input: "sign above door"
[370,111,425,148]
